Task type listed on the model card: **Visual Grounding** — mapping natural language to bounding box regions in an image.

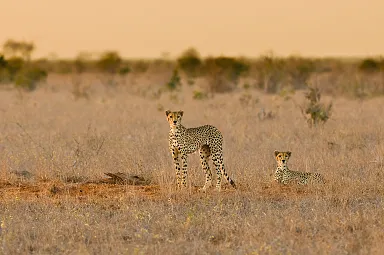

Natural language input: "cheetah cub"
[273,150,325,185]
[165,110,236,191]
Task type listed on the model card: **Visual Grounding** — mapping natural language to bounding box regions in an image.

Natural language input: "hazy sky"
[1,0,383,59]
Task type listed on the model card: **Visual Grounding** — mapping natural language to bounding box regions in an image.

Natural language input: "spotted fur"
[273,150,325,185]
[165,110,236,191]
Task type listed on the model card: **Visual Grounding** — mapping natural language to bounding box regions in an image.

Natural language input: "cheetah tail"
[229,179,237,189]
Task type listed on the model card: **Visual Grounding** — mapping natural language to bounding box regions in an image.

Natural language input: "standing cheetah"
[273,150,325,185]
[165,110,236,191]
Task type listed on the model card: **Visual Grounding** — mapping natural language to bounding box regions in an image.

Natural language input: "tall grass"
[0,74,383,254]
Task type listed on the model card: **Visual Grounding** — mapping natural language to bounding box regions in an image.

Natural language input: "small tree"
[3,39,35,61]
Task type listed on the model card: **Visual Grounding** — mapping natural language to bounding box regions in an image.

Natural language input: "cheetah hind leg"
[199,145,212,192]
[212,152,237,191]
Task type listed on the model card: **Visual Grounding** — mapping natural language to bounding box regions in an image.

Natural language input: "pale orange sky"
[1,0,383,59]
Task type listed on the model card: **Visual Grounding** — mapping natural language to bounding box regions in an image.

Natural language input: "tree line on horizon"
[0,39,383,97]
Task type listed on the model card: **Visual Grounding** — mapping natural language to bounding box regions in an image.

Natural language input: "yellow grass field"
[0,73,383,254]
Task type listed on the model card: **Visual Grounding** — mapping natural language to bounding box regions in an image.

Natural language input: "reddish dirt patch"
[0,180,161,202]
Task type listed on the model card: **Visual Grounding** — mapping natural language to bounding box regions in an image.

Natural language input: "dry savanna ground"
[0,73,383,254]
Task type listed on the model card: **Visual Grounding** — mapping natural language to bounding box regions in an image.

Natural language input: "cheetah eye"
[169,116,173,119]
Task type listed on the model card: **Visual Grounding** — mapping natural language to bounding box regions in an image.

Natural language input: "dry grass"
[0,73,383,254]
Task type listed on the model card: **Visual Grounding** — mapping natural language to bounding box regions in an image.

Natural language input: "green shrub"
[255,54,285,93]
[193,90,208,100]
[205,57,249,82]
[301,87,332,127]
[0,55,9,83]
[97,51,122,73]
[0,57,24,83]
[14,67,47,91]
[118,66,131,76]
[0,55,6,68]
[6,57,24,77]
[177,48,202,77]
[359,58,380,72]
[131,60,149,73]
[285,56,315,89]
[166,69,181,91]
[203,56,249,93]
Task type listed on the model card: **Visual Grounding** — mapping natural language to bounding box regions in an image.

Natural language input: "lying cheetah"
[273,150,325,185]
[165,110,236,191]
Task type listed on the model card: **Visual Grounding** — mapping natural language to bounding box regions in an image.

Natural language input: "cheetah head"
[165,110,184,129]
[274,150,291,167]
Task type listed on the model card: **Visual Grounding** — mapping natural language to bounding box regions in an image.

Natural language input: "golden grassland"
[0,73,383,254]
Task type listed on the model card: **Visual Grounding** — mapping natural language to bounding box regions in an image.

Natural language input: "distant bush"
[166,69,181,91]
[14,67,47,91]
[193,90,208,100]
[300,87,332,127]
[177,48,202,77]
[2,39,34,61]
[0,57,24,83]
[130,60,149,73]
[0,55,6,68]
[97,51,122,73]
[359,58,380,72]
[118,66,131,76]
[285,56,315,89]
[6,57,24,77]
[204,56,249,93]
[255,54,285,93]
[205,57,249,82]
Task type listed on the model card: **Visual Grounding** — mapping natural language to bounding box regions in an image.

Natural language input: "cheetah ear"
[165,110,171,116]
[274,150,279,157]
[179,111,184,117]
[287,151,292,157]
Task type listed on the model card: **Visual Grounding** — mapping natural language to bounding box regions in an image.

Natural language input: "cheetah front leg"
[171,148,182,188]
[282,172,290,185]
[180,153,188,188]
[199,145,212,192]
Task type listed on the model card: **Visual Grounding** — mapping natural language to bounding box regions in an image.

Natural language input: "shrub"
[0,55,8,83]
[96,51,122,73]
[118,66,131,76]
[255,53,285,93]
[6,57,24,78]
[14,67,47,91]
[0,55,6,68]
[204,56,249,93]
[205,57,249,82]
[166,69,181,91]
[177,48,202,77]
[285,56,315,89]
[131,60,149,73]
[193,90,208,100]
[359,58,380,72]
[300,87,332,127]
[0,57,24,83]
